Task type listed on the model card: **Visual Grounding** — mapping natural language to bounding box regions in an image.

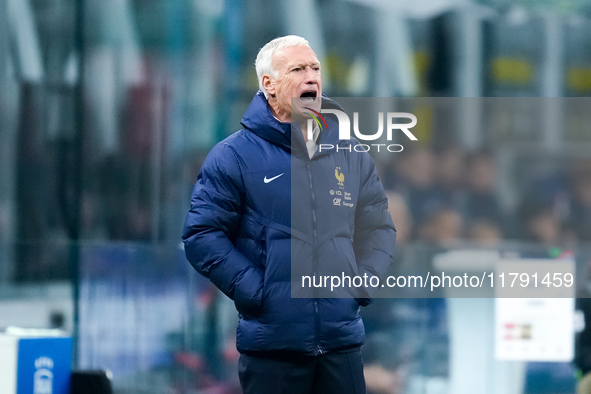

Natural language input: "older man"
[183,35,395,394]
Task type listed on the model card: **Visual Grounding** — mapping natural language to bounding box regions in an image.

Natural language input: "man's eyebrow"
[290,62,321,68]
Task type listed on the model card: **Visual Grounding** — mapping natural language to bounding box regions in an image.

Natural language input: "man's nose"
[304,67,319,84]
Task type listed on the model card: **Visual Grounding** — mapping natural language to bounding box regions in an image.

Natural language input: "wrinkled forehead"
[272,45,320,70]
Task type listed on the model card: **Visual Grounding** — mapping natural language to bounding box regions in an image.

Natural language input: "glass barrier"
[76,242,242,393]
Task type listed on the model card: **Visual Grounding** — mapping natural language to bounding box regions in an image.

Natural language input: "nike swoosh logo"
[264,173,284,183]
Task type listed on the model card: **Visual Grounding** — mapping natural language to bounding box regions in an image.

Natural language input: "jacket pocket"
[236,214,267,270]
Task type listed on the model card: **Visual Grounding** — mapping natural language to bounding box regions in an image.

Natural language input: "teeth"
[301,97,315,102]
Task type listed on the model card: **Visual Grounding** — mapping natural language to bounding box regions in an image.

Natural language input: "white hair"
[255,35,310,99]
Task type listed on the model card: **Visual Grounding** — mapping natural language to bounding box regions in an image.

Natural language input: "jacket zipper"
[306,160,324,356]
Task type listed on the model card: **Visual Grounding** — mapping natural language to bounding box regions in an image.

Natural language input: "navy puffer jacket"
[182,92,396,356]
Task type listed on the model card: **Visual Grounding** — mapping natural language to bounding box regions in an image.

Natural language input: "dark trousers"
[238,348,366,394]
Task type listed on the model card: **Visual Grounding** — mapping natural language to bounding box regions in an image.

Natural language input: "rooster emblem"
[335,167,345,187]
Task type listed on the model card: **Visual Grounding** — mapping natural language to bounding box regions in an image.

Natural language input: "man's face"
[263,45,322,122]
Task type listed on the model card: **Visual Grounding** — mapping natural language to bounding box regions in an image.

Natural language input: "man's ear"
[262,75,275,97]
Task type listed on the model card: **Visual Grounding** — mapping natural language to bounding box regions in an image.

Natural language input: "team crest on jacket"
[335,167,345,188]
[331,167,354,208]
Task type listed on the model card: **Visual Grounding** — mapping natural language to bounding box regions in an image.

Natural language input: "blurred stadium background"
[1,0,591,393]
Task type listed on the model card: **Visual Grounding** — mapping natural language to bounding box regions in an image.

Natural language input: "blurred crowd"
[376,145,591,248]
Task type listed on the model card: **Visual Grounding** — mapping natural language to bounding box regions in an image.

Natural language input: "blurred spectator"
[568,161,591,243]
[468,219,503,245]
[518,200,562,246]
[129,203,153,240]
[433,145,465,210]
[98,154,154,240]
[398,147,444,234]
[418,208,464,245]
[379,153,403,192]
[363,333,412,394]
[401,146,434,191]
[80,192,108,239]
[386,191,412,245]
[381,144,591,247]
[464,149,502,224]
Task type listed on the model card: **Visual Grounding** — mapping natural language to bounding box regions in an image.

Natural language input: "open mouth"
[300,90,317,102]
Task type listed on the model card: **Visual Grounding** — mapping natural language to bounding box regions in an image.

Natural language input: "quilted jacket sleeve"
[182,142,263,314]
[353,154,397,304]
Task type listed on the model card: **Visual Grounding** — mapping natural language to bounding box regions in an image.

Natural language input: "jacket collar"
[240,91,346,158]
